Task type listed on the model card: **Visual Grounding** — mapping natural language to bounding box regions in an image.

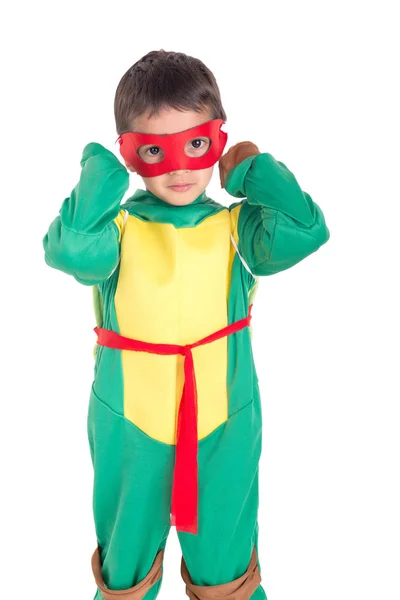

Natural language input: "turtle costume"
[42,127,330,600]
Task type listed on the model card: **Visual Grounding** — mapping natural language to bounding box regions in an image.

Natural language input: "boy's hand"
[219,141,260,188]
[81,142,128,172]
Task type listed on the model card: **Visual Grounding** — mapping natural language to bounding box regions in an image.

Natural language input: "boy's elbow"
[44,250,115,285]
[252,222,330,276]
[313,221,330,248]
[297,221,330,259]
[42,218,119,285]
[293,222,330,265]
[43,244,119,285]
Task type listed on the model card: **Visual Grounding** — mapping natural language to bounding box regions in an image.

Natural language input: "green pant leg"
[87,386,175,600]
[177,392,268,599]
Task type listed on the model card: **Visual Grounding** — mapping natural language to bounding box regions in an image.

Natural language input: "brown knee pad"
[91,546,164,599]
[181,546,262,599]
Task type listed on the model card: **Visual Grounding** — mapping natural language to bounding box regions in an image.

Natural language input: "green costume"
[43,142,329,600]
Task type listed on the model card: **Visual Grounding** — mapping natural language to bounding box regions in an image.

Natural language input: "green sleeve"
[42,142,130,285]
[226,153,330,276]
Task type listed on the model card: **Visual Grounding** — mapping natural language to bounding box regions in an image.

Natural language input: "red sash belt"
[93,305,252,535]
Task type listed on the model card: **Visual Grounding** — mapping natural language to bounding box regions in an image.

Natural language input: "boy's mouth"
[168,184,193,192]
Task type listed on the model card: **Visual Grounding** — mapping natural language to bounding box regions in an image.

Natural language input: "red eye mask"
[116,118,228,177]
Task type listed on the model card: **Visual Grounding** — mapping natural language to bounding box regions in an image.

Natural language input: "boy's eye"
[148,146,161,155]
[185,137,211,156]
[137,145,164,163]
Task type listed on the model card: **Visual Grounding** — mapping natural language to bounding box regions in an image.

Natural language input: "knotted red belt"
[93,305,252,535]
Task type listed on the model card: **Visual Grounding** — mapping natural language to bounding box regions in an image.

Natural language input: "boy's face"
[124,107,215,206]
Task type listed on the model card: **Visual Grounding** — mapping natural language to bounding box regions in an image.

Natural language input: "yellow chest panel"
[114,209,236,444]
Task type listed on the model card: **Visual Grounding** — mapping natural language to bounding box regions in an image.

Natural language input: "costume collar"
[121,188,225,228]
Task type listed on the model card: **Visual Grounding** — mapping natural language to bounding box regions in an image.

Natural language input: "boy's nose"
[169,168,190,174]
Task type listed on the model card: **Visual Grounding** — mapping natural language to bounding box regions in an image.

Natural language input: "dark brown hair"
[114,49,227,135]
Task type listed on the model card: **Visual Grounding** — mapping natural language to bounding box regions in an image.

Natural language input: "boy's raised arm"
[42,142,130,285]
[222,142,330,276]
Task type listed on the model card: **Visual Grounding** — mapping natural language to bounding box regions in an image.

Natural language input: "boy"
[43,49,330,600]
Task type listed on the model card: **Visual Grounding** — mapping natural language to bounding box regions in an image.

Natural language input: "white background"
[1,1,399,599]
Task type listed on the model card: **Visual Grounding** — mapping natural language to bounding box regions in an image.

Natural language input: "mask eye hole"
[184,137,211,157]
[137,145,165,163]
[137,136,212,164]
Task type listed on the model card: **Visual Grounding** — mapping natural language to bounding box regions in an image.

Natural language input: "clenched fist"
[218,141,260,188]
